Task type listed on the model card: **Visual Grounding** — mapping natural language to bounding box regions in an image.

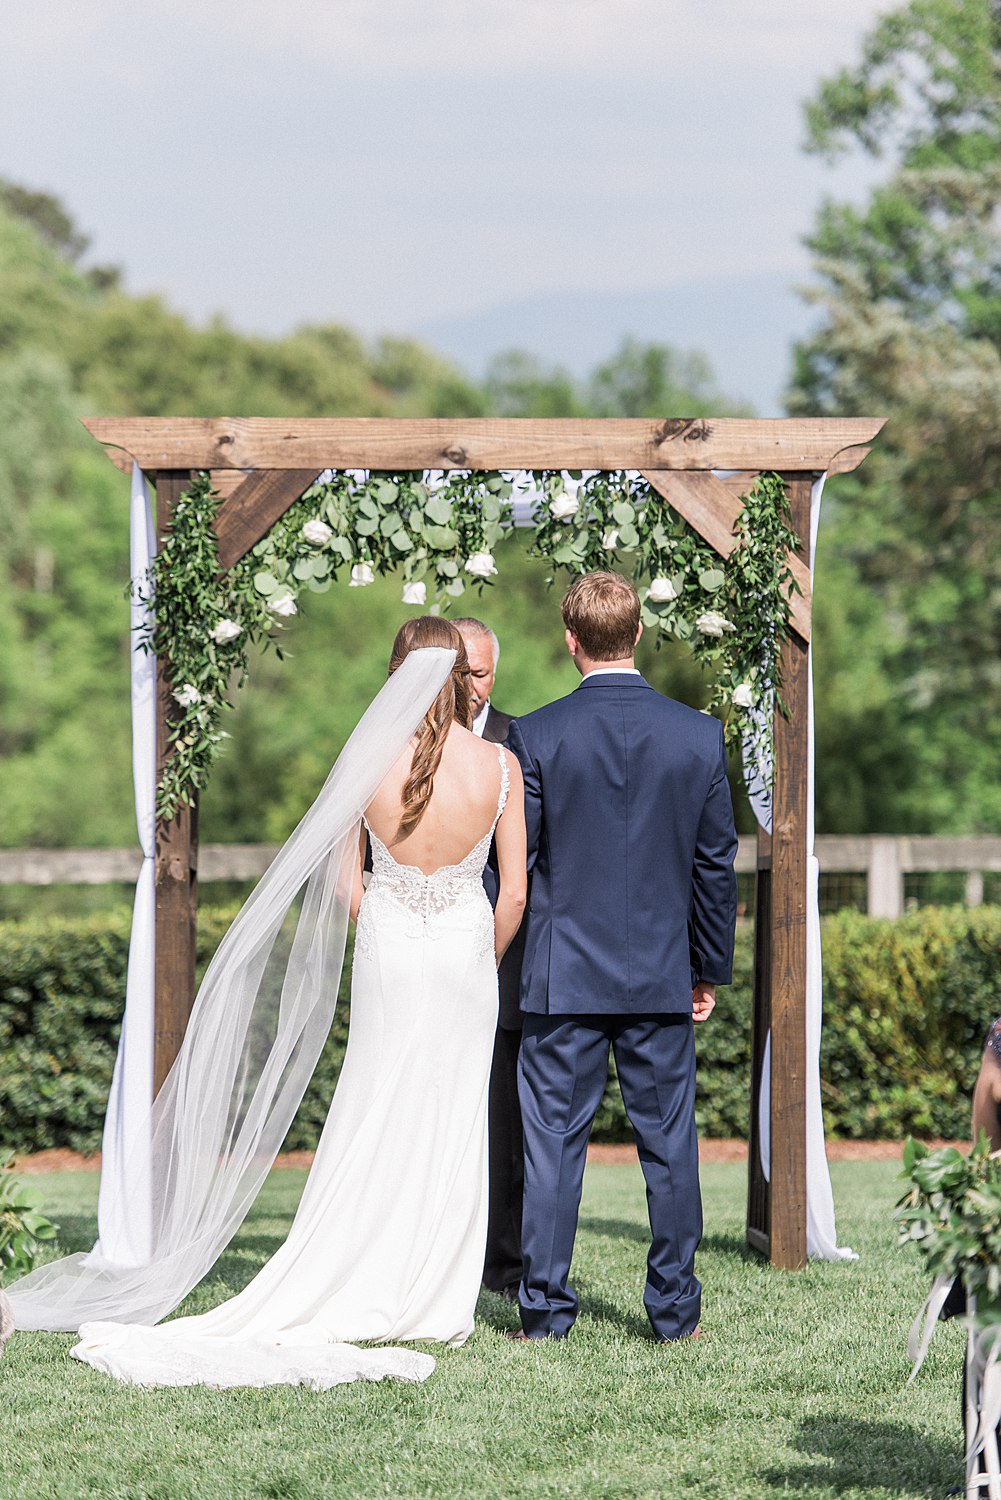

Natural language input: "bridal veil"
[7,646,457,1332]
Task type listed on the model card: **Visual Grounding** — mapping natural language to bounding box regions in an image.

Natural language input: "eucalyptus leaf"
[426,524,459,549]
[380,511,404,537]
[391,531,413,553]
[445,578,466,597]
[699,568,726,592]
[253,571,279,596]
[425,494,454,526]
[355,516,380,537]
[292,557,315,581]
[618,523,639,549]
[307,576,333,593]
[612,501,635,526]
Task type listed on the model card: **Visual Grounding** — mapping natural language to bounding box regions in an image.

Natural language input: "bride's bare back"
[365,724,513,873]
[359,722,526,963]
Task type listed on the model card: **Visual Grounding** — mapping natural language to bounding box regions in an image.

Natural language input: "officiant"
[454,617,526,1302]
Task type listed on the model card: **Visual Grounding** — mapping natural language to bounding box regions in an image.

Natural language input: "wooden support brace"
[214,469,321,570]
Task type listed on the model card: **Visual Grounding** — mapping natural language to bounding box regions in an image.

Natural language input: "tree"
[791,0,1001,832]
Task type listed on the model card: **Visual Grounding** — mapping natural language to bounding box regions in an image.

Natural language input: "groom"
[507,571,738,1342]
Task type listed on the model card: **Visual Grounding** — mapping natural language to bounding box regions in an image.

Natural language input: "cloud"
[8,0,887,81]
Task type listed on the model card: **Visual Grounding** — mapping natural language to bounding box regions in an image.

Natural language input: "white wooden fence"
[2,836,1000,918]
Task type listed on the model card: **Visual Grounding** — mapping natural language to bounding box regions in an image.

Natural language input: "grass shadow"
[699,1228,762,1264]
[573,1278,653,1340]
[761,1416,960,1497]
[582,1216,760,1266]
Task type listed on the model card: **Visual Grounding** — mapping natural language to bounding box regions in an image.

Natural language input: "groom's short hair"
[561,572,641,660]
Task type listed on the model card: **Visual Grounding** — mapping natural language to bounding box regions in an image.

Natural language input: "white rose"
[695,610,735,638]
[302,519,333,546]
[602,529,620,551]
[349,562,375,587]
[172,683,201,707]
[465,552,497,579]
[549,494,579,522]
[402,580,427,605]
[645,577,678,603]
[209,618,242,644]
[732,683,755,708]
[267,592,298,617]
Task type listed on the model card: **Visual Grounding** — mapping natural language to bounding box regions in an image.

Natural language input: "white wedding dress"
[69,742,509,1390]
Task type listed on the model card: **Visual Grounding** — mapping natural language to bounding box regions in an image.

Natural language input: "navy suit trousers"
[518,1013,702,1341]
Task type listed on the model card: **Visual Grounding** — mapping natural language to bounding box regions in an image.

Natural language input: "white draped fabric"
[744,474,855,1261]
[95,464,156,1265]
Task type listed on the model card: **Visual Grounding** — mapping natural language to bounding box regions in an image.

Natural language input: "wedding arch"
[84,415,883,1271]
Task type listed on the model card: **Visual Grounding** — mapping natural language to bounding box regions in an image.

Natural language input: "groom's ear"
[565,627,579,657]
[635,623,643,646]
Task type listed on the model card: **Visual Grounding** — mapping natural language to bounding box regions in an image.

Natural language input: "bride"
[8,617,526,1388]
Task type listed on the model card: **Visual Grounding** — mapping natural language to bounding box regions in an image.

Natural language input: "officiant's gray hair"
[452,617,500,667]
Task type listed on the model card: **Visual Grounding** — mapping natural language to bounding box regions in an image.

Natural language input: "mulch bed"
[15,1139,966,1174]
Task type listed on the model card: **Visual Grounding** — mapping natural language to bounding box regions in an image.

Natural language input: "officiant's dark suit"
[508,665,738,1341]
[479,703,528,1299]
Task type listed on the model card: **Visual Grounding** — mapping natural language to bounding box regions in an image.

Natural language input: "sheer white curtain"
[743,473,855,1261]
[96,463,156,1265]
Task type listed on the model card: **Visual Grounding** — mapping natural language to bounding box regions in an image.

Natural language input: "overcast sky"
[1,1,889,401]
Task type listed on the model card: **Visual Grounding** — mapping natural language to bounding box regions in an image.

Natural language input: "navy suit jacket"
[508,673,738,1016]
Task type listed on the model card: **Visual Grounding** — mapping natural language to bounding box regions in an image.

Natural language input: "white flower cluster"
[209,618,242,644]
[402,581,426,605]
[267,593,298,618]
[465,552,497,579]
[549,494,580,522]
[302,519,333,547]
[645,577,678,603]
[349,562,375,588]
[732,683,755,709]
[172,683,202,708]
[695,611,736,638]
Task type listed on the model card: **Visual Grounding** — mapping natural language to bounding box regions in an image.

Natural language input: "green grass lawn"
[0,1161,964,1500]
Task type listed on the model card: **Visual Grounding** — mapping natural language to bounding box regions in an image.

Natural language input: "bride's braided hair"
[388,616,473,840]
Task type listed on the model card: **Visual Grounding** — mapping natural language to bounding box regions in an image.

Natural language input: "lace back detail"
[357,745,509,960]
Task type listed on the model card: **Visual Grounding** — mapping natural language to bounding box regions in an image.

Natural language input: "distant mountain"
[415,270,816,416]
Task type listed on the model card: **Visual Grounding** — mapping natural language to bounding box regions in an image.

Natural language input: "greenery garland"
[135,468,799,819]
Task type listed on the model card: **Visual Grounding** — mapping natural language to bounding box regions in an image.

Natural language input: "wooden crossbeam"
[214,469,319,570]
[81,416,885,475]
[640,470,812,643]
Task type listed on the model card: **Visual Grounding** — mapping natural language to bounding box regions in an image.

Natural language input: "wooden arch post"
[84,416,883,1266]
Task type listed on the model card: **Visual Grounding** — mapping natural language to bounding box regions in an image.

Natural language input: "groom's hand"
[692,982,716,1023]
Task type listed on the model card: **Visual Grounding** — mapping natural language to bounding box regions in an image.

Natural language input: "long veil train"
[7,646,457,1333]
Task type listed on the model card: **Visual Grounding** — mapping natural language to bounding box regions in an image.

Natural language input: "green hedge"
[0,905,998,1153]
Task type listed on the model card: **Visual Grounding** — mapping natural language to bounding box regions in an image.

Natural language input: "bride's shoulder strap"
[495,741,510,820]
